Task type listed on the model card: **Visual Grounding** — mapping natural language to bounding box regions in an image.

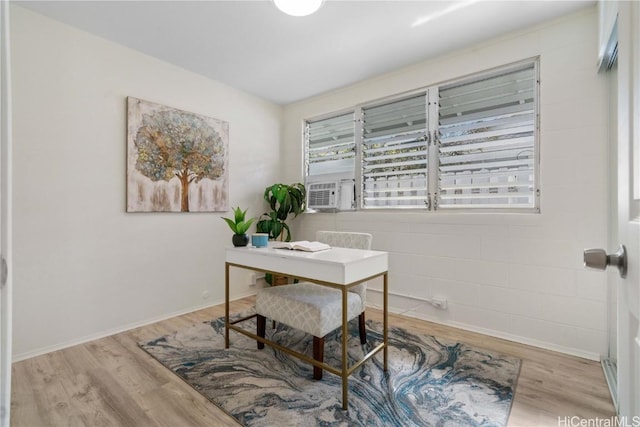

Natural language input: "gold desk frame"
[225,262,388,411]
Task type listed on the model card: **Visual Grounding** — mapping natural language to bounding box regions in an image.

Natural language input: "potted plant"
[256,183,306,286]
[221,206,255,247]
[256,183,306,242]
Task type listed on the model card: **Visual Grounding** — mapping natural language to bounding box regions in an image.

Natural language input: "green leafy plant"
[256,183,306,241]
[221,206,255,235]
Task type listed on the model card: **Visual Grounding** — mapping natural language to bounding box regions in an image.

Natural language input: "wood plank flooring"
[11,296,616,426]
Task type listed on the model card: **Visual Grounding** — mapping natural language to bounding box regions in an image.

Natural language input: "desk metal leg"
[383,272,388,372]
[224,260,387,411]
[225,262,230,349]
[341,286,348,410]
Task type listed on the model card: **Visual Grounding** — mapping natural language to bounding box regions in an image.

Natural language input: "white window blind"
[362,94,429,208]
[438,64,537,208]
[306,112,355,177]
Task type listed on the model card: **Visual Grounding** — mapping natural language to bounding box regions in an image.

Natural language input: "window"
[438,63,537,208]
[306,112,355,178]
[362,95,429,208]
[304,60,539,212]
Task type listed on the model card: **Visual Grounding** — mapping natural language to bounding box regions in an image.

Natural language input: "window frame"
[303,58,541,214]
[360,92,430,209]
[305,109,356,178]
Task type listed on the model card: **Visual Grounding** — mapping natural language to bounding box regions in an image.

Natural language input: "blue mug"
[251,233,269,248]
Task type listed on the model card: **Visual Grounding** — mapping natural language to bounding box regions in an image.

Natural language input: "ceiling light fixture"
[273,0,323,17]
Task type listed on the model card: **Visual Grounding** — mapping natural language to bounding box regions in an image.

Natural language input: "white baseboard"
[12,291,257,363]
[14,289,601,363]
[366,299,601,361]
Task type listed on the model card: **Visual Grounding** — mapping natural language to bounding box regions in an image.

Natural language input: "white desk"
[225,244,389,410]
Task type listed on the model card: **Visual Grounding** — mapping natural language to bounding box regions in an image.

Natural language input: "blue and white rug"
[140,314,520,427]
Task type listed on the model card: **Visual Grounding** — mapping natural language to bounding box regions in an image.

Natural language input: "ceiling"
[16,0,594,105]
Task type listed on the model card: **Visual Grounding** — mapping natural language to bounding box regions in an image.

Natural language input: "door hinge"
[0,256,7,288]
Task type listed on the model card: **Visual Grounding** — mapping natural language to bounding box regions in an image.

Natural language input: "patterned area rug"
[140,314,520,427]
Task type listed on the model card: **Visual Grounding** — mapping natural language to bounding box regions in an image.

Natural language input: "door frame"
[0,1,13,425]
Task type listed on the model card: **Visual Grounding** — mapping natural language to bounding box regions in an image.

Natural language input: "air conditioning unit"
[307,182,339,209]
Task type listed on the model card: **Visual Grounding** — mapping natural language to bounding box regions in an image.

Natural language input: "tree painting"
[134,109,224,212]
[127,97,228,212]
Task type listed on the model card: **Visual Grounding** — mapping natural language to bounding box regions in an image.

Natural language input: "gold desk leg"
[383,271,388,372]
[342,286,348,410]
[225,262,230,349]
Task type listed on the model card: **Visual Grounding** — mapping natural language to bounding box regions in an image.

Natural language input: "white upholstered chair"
[255,231,373,380]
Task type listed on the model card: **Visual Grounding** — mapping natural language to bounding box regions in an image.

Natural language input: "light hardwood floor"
[11,296,616,426]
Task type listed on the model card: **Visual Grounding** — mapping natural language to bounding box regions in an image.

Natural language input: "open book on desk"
[272,241,331,252]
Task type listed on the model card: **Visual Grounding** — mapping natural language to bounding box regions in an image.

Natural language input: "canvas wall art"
[127,97,229,212]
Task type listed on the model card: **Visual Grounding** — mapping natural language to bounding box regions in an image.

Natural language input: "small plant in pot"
[221,206,255,247]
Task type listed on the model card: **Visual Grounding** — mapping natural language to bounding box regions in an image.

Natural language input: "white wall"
[10,5,611,362]
[10,6,282,360]
[284,8,609,359]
